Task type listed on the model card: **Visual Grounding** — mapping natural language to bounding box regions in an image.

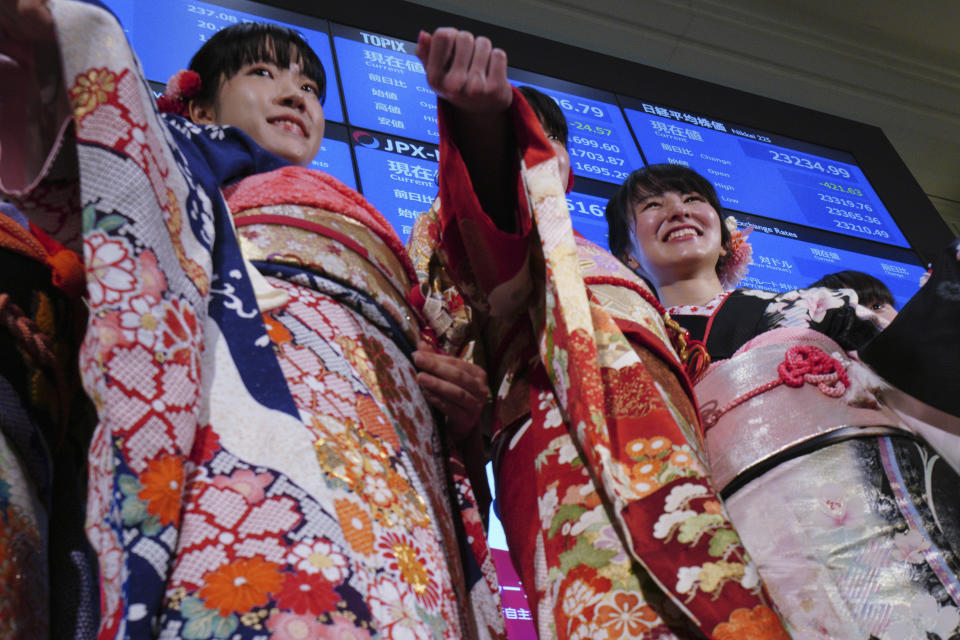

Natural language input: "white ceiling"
[408,0,960,236]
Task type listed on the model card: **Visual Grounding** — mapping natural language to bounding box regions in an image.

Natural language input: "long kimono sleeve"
[860,239,960,417]
[0,18,81,250]
[432,89,545,321]
[434,93,791,637]
[2,3,221,636]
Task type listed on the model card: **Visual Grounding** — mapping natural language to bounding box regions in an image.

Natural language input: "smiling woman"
[185,23,326,166]
[605,164,960,638]
[606,163,733,307]
[0,4,506,638]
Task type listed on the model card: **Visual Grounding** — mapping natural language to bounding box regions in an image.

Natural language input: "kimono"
[670,282,960,639]
[409,91,791,639]
[0,204,97,639]
[0,2,503,638]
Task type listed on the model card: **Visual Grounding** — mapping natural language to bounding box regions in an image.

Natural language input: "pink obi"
[696,327,909,495]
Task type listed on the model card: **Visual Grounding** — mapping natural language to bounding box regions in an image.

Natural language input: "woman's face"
[193,59,325,167]
[629,189,724,285]
[867,301,898,328]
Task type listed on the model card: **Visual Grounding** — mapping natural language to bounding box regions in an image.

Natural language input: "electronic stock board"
[105,0,935,306]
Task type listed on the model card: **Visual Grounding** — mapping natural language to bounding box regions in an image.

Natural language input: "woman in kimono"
[1,3,501,638]
[605,162,960,639]
[413,34,791,640]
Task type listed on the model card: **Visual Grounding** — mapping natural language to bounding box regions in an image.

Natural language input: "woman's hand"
[413,341,490,441]
[415,27,516,230]
[416,27,513,116]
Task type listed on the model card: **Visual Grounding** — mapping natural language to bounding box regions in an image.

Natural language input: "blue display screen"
[100,0,928,306]
[333,25,438,142]
[309,122,356,190]
[353,131,439,242]
[105,0,344,123]
[566,177,617,249]
[623,100,909,248]
[510,69,643,186]
[731,217,925,307]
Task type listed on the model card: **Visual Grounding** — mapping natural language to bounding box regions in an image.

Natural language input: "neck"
[657,274,724,308]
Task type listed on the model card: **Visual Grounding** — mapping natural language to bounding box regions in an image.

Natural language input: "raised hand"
[416,27,512,117]
[413,341,490,441]
[415,27,516,228]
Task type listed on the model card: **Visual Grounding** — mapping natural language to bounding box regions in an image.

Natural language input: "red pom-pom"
[156,94,185,116]
[157,70,202,116]
[171,70,202,99]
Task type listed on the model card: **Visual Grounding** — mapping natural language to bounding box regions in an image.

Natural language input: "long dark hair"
[605,163,731,274]
[517,85,568,144]
[188,22,326,108]
[810,270,895,307]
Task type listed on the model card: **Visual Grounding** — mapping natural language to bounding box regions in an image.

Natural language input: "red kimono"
[408,90,791,639]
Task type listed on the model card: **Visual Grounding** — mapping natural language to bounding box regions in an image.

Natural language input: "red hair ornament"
[156,70,202,117]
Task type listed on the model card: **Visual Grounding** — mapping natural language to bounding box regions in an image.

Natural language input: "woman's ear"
[188,99,217,125]
[719,246,728,257]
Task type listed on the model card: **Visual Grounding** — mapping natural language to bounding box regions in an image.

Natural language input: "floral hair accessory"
[156,70,202,117]
[719,215,753,289]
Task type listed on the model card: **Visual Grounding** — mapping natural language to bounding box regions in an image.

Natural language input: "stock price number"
[833,220,890,238]
[825,206,882,225]
[818,192,873,211]
[820,182,863,196]
[769,151,851,177]
[574,162,629,180]
[188,4,239,21]
[570,136,621,153]
[567,200,605,218]
[571,148,624,166]
[571,121,613,137]
[552,98,605,119]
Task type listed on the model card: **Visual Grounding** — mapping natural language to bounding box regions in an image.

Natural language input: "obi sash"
[696,327,913,497]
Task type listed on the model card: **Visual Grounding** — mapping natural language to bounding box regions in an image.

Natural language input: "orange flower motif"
[355,396,400,448]
[556,565,611,637]
[335,499,375,555]
[703,500,723,515]
[137,455,183,526]
[713,605,789,640]
[624,436,672,461]
[263,314,293,344]
[629,460,664,497]
[198,556,284,617]
[594,592,659,638]
[70,68,117,120]
[668,449,696,469]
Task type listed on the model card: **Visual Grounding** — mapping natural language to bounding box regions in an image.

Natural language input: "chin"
[274,149,310,166]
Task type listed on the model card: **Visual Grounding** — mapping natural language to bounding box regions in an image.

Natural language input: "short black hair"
[605,164,731,272]
[810,270,895,307]
[188,22,326,107]
[517,85,568,145]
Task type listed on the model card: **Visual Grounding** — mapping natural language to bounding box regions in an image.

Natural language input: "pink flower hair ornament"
[719,215,753,289]
[156,69,202,117]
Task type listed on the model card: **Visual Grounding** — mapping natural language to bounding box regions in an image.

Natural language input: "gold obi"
[232,204,420,346]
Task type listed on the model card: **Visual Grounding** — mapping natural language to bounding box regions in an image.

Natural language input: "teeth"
[666,228,698,241]
[272,120,303,136]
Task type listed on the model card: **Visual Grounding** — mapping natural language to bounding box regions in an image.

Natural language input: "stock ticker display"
[104,0,927,300]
